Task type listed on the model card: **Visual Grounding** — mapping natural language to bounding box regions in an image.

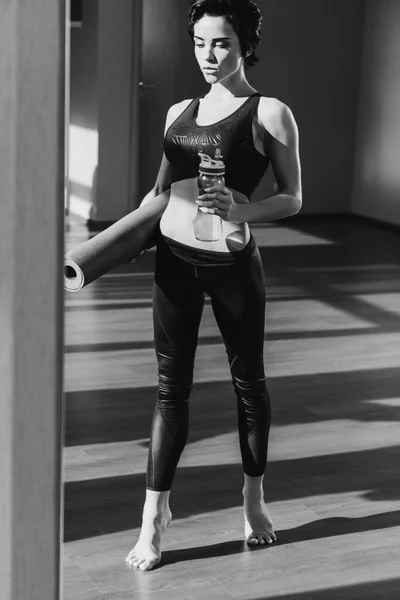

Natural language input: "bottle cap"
[198,150,225,176]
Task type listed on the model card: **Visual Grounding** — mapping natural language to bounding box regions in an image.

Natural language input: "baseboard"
[250,212,352,226]
[346,213,400,235]
[252,212,400,235]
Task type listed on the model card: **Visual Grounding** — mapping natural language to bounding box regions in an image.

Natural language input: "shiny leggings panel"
[146,235,271,491]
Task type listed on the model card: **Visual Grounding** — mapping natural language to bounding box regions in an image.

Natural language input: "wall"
[351,0,400,225]
[68,0,99,219]
[139,0,366,213]
[138,0,204,201]
[68,0,141,222]
[251,0,365,209]
[96,0,138,221]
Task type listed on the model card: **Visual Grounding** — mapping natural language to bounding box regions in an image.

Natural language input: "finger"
[199,191,232,206]
[196,199,215,208]
[204,186,231,196]
[209,206,227,216]
[197,194,216,201]
[213,197,231,208]
[198,192,218,200]
[214,207,229,219]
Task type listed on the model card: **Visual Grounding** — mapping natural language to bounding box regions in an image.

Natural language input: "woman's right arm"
[140,101,192,207]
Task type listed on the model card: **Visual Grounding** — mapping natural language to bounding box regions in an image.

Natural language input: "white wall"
[351,0,400,225]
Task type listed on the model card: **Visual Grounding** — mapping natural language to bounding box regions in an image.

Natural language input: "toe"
[247,535,259,545]
[258,536,266,545]
[138,559,149,569]
[140,560,154,571]
[264,535,273,544]
[133,559,143,567]
[128,558,139,568]
[247,533,267,546]
[269,531,277,542]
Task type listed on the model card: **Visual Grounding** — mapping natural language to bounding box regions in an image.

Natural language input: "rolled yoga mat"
[64,192,169,292]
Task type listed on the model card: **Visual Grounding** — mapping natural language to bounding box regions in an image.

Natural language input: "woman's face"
[193,15,245,84]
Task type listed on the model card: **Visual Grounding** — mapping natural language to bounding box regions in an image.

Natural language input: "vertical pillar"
[0,0,65,599]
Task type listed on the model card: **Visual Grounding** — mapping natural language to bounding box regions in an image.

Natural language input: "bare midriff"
[159,178,251,252]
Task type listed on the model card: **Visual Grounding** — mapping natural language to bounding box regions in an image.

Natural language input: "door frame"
[128,0,144,212]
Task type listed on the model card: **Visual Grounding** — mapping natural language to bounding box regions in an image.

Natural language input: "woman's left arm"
[235,99,302,223]
[197,98,302,223]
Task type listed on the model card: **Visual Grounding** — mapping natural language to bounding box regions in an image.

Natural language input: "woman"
[126,0,302,571]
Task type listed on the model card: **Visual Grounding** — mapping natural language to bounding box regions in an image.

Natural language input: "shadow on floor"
[65,365,400,447]
[64,444,400,542]
[152,510,400,569]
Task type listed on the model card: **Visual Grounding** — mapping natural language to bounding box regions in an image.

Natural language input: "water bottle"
[194,148,225,242]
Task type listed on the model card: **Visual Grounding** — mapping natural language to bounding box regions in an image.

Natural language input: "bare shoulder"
[165,98,194,132]
[257,96,298,143]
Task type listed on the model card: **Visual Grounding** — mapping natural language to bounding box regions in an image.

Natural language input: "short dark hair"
[188,0,263,70]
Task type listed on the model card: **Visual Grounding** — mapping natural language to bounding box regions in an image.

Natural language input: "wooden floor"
[63,215,400,600]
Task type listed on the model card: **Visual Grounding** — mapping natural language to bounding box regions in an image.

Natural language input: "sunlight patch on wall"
[68,124,98,187]
[68,124,98,218]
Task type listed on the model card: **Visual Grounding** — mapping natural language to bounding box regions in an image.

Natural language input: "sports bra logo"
[172,132,222,153]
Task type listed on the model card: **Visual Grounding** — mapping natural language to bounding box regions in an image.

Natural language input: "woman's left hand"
[196,186,243,222]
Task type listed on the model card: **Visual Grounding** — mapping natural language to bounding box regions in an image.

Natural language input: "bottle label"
[199,166,225,176]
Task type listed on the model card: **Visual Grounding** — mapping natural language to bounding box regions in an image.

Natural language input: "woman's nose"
[204,46,216,61]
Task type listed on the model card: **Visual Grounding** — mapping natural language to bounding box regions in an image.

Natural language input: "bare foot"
[244,500,276,546]
[126,506,172,571]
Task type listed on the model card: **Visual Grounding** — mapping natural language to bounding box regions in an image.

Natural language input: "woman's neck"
[205,83,257,101]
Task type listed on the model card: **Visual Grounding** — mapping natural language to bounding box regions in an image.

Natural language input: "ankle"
[144,489,171,513]
[242,474,265,501]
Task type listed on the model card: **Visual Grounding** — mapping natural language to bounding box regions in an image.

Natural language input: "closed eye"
[194,43,229,49]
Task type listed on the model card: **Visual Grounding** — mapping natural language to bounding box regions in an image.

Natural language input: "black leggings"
[146,234,272,491]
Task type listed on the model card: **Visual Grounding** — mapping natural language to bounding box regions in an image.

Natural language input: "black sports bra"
[164,93,270,198]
